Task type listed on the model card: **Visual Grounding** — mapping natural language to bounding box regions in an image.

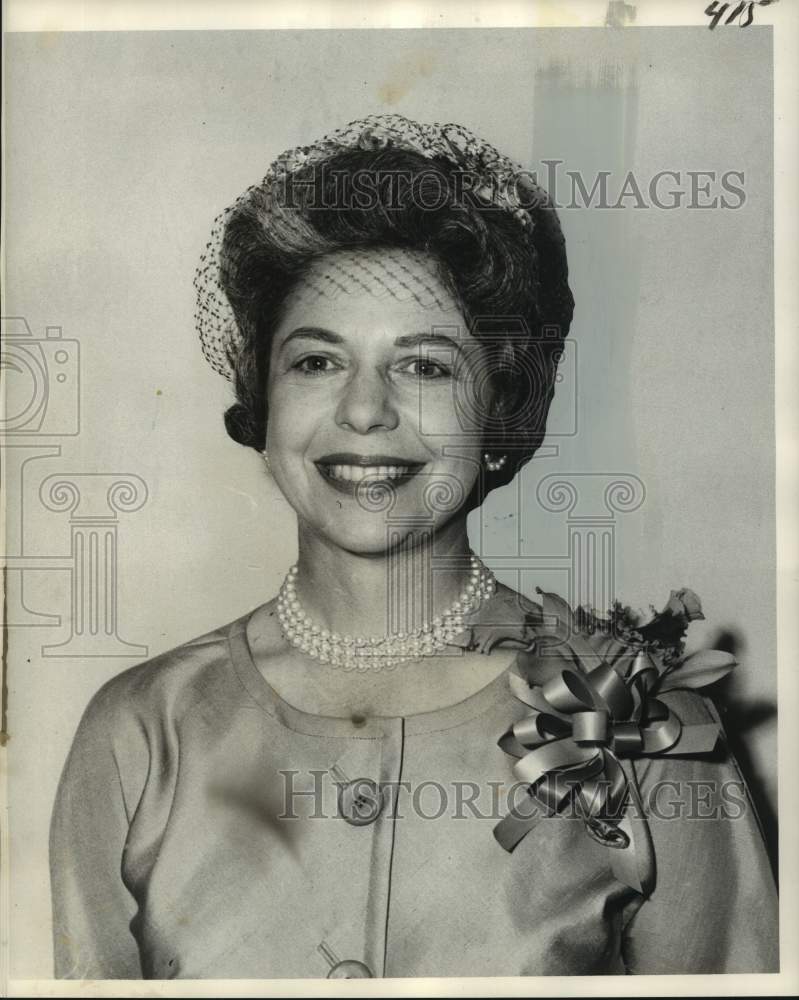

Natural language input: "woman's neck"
[291,518,477,639]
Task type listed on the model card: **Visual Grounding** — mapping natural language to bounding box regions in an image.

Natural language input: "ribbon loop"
[611,721,643,755]
[512,711,570,746]
[585,662,634,718]
[541,669,596,714]
[572,710,609,746]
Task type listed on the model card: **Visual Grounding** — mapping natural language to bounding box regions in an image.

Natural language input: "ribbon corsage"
[492,587,736,893]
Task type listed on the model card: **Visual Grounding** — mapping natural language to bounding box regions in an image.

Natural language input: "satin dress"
[49,591,778,979]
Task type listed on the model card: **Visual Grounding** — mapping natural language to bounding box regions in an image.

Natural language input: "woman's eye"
[401,357,452,380]
[292,355,339,376]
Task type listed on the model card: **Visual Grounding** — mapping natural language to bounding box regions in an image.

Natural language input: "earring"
[483,452,507,473]
[260,449,271,472]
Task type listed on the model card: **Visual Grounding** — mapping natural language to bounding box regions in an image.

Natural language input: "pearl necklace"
[277,554,497,671]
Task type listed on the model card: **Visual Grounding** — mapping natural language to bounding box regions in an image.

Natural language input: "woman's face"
[264,246,491,554]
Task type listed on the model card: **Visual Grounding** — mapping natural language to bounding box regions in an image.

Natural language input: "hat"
[194,113,571,381]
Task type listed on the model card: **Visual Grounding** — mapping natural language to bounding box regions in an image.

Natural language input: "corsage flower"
[488,587,736,893]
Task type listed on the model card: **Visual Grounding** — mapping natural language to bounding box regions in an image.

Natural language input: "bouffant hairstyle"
[218,146,574,497]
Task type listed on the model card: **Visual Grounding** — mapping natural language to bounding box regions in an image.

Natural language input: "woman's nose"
[334,367,400,434]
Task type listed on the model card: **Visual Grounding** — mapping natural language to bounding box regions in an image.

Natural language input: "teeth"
[323,464,413,482]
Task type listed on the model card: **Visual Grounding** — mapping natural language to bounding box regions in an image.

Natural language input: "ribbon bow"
[492,587,736,892]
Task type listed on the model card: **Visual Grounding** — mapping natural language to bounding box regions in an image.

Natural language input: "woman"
[49,115,778,979]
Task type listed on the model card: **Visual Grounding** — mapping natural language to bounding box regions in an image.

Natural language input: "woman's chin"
[300,511,438,556]
[314,520,415,555]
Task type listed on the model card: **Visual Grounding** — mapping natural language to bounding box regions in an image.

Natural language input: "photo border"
[1,1,796,997]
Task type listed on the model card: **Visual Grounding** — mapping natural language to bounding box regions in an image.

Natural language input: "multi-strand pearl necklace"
[276,553,497,671]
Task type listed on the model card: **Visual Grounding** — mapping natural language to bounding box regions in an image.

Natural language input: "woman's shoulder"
[54,608,272,829]
[75,607,258,736]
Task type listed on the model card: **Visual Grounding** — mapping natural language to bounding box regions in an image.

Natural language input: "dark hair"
[218,146,574,495]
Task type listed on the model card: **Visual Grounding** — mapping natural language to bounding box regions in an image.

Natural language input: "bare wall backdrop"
[4,26,774,976]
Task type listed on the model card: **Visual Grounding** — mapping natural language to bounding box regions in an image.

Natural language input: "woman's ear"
[485,395,508,436]
[484,361,517,430]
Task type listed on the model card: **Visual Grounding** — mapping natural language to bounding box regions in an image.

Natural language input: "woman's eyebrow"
[278,327,344,349]
[394,332,465,353]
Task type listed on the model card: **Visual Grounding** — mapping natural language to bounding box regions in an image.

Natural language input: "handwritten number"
[725,2,755,28]
[705,0,776,28]
[705,2,728,29]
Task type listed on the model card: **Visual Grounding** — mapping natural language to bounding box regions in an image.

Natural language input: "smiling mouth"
[314,455,426,495]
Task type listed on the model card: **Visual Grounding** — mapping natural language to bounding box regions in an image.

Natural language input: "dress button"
[337,778,384,827]
[327,959,373,979]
